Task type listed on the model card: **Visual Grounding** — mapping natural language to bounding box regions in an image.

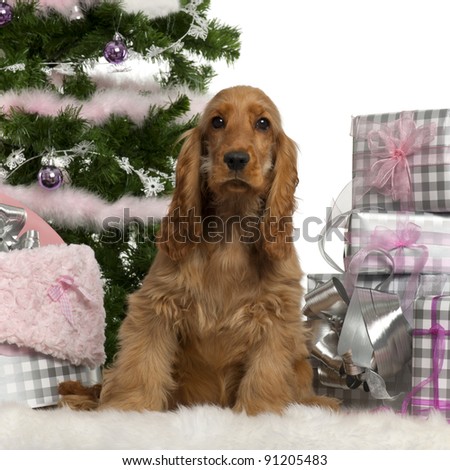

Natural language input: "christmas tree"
[0,0,240,363]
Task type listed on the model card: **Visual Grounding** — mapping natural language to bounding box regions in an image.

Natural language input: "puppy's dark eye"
[255,117,270,131]
[211,116,225,129]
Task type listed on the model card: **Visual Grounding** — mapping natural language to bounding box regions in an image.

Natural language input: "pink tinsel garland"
[8,0,98,17]
[0,183,170,230]
[7,0,180,19]
[0,88,206,125]
[1,89,161,125]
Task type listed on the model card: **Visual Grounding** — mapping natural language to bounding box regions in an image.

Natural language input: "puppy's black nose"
[224,151,250,171]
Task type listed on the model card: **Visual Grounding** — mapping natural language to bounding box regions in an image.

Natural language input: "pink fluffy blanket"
[0,244,105,367]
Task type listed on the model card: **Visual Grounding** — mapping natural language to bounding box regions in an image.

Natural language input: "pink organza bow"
[345,221,428,323]
[47,275,91,328]
[368,112,436,207]
[347,222,427,272]
[369,221,422,252]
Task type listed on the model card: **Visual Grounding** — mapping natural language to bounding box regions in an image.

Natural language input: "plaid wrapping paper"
[352,109,450,212]
[306,272,423,294]
[344,211,450,274]
[311,367,411,410]
[406,296,450,420]
[306,273,412,409]
[0,348,101,408]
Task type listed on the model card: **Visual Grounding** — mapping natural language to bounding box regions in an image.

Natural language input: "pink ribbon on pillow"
[402,296,450,420]
[47,275,92,328]
[367,112,436,209]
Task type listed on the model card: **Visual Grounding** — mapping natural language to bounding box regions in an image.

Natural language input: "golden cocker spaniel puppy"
[98,85,339,414]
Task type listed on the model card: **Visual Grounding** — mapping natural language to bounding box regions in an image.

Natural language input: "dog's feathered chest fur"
[155,237,267,327]
[147,225,298,366]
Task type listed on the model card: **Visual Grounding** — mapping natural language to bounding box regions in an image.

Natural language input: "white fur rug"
[0,402,449,450]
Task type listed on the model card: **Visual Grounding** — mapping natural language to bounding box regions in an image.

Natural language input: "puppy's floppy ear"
[262,131,299,259]
[157,127,203,260]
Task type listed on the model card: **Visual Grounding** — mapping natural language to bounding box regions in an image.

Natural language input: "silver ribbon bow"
[304,277,411,399]
[0,203,40,251]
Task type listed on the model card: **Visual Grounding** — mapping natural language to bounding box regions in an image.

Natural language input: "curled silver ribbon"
[307,279,412,398]
[317,364,349,389]
[303,277,349,319]
[311,323,342,372]
[306,279,357,391]
[0,203,40,251]
[337,287,411,380]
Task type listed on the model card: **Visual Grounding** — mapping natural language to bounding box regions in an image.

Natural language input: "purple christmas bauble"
[103,35,128,64]
[38,165,63,190]
[0,2,13,27]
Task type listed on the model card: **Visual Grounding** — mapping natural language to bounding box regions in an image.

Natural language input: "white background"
[208,0,450,275]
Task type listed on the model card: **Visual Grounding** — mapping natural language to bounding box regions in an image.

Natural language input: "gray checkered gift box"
[352,109,450,212]
[344,211,450,275]
[403,296,450,421]
[307,272,450,301]
[306,273,412,410]
[306,272,431,294]
[0,347,101,408]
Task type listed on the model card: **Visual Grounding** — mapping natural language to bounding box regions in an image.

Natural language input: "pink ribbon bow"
[368,221,425,264]
[345,221,428,323]
[347,222,427,274]
[368,112,436,208]
[47,275,91,328]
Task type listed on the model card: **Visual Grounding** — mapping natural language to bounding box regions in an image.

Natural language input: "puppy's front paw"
[233,398,285,416]
[300,395,341,411]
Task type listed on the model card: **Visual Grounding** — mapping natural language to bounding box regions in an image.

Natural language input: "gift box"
[306,272,431,295]
[312,367,412,411]
[402,296,450,421]
[0,344,101,408]
[352,109,450,212]
[344,211,450,275]
[0,196,106,407]
[306,273,413,410]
